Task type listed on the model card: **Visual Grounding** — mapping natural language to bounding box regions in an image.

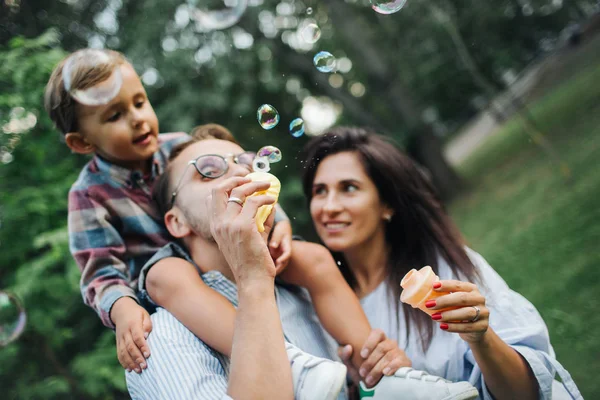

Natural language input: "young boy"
[45,49,477,400]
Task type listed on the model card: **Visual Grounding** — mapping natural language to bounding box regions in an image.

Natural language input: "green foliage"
[0,33,125,399]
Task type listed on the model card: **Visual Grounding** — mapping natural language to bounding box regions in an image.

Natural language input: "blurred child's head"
[44,48,159,171]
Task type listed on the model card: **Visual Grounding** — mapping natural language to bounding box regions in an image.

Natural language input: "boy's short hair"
[153,124,240,218]
[44,49,127,135]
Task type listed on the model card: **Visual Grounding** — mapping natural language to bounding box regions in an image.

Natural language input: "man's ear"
[65,132,96,155]
[165,208,192,238]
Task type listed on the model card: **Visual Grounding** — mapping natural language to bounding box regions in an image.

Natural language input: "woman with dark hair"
[302,127,581,400]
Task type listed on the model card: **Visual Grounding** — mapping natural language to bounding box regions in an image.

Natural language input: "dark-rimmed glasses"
[170,152,256,208]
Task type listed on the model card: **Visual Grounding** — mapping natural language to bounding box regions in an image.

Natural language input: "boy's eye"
[107,112,120,122]
[135,100,145,108]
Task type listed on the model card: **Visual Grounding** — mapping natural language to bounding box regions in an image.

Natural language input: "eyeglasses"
[170,152,256,208]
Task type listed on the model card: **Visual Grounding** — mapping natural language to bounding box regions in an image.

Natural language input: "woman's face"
[310,151,392,253]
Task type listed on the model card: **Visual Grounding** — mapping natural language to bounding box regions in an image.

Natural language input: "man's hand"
[207,176,278,284]
[269,220,293,273]
[111,297,152,373]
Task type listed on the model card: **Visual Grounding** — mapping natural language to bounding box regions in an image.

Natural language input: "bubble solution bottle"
[400,266,457,316]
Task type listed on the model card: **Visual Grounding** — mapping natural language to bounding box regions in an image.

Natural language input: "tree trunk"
[408,126,464,200]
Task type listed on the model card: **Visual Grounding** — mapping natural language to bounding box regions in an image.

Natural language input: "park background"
[0,0,598,398]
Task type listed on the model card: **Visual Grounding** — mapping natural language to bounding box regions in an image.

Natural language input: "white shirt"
[360,248,581,400]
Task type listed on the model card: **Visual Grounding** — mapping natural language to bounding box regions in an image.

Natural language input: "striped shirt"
[68,133,190,328]
[127,243,347,400]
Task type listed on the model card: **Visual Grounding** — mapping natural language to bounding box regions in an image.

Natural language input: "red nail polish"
[440,323,449,330]
[433,282,442,289]
[431,313,442,320]
[425,300,436,308]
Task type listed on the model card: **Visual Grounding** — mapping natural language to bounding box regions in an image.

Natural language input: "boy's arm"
[68,188,137,329]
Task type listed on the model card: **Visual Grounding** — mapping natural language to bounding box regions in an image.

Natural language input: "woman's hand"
[426,280,490,343]
[339,329,411,387]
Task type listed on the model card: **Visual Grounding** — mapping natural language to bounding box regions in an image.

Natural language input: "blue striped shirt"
[127,243,346,400]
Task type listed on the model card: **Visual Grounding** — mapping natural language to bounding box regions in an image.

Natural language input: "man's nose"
[228,161,251,178]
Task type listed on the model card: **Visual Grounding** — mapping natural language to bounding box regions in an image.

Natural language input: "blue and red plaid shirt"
[68,133,190,328]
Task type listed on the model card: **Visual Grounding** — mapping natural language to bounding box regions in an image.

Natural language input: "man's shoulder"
[146,242,194,269]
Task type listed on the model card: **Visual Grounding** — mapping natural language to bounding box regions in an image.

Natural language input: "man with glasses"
[126,126,349,400]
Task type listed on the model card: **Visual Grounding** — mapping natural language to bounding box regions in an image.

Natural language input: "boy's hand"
[111,297,152,374]
[269,220,293,273]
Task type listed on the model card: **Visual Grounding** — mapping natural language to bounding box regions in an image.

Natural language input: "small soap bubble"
[257,104,280,130]
[313,51,336,73]
[258,146,282,163]
[289,118,305,138]
[62,49,123,106]
[253,156,271,173]
[370,0,407,14]
[190,0,248,31]
[300,22,321,43]
[0,292,26,347]
[306,7,313,15]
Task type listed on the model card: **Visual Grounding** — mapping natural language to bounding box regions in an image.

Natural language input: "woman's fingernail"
[144,352,150,358]
[144,332,149,339]
[425,300,437,308]
[359,368,367,378]
[366,376,374,385]
[431,313,442,321]
[127,368,132,373]
[135,368,141,374]
[433,282,442,289]
[140,362,146,369]
[440,323,449,330]
[360,348,369,358]
[383,367,391,375]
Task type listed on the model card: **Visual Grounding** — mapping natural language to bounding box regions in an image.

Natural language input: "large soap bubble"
[0,291,26,347]
[300,21,321,44]
[258,145,282,163]
[313,51,336,73]
[62,49,123,106]
[257,104,280,130]
[370,0,407,14]
[253,157,271,173]
[190,0,248,32]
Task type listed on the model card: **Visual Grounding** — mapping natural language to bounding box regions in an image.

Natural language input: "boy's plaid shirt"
[68,133,190,329]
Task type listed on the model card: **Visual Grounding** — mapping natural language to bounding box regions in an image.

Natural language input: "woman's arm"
[427,280,538,400]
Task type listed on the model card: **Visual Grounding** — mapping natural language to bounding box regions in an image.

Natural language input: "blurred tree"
[0,32,128,400]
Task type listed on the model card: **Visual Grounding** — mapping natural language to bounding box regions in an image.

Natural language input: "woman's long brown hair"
[302,126,479,350]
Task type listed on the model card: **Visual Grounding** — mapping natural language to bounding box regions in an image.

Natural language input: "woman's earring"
[383,214,392,222]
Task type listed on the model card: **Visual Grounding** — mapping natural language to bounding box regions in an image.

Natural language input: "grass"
[449,62,600,398]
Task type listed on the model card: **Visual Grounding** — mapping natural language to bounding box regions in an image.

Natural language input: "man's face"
[169,139,253,239]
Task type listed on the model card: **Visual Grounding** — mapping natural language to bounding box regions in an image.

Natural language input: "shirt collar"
[92,152,164,187]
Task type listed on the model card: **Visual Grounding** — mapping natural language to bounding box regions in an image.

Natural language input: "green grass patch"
[450,62,600,398]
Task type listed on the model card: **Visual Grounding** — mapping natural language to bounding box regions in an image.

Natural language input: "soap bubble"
[306,7,313,15]
[257,104,280,130]
[253,156,271,173]
[370,0,407,14]
[190,0,248,32]
[313,51,336,73]
[289,118,305,137]
[300,22,321,43]
[258,145,282,163]
[0,292,26,347]
[62,49,123,106]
